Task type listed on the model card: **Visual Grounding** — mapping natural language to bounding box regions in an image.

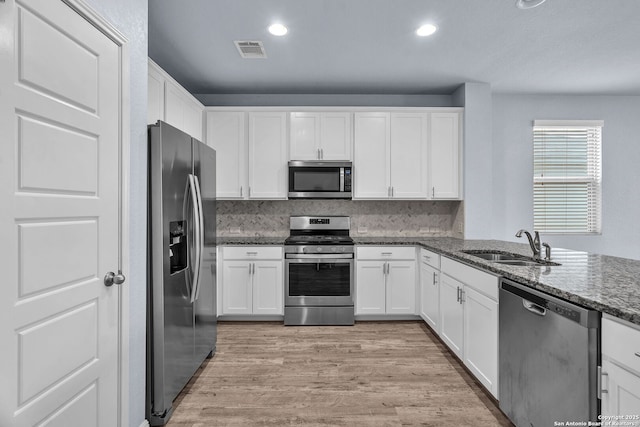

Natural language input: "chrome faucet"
[515,229,541,260]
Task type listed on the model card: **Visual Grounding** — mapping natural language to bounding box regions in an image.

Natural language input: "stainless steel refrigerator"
[146,121,217,426]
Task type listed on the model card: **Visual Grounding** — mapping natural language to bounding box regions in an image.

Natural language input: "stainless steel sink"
[463,252,529,261]
[462,250,560,266]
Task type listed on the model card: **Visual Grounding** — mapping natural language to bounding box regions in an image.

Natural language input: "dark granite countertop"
[355,237,640,326]
[217,236,285,245]
[217,235,640,325]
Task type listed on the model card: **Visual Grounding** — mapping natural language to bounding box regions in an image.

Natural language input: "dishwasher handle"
[523,299,547,316]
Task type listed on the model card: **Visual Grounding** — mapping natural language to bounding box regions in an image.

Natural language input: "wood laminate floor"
[167,321,513,426]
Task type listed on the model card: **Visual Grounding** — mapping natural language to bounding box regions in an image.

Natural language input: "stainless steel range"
[284,216,354,326]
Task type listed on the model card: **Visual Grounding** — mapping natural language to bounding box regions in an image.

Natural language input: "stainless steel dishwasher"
[499,278,600,427]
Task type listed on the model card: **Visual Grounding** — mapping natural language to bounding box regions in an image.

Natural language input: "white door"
[252,261,283,315]
[386,261,416,314]
[320,112,352,160]
[439,274,464,358]
[353,113,390,199]
[420,262,440,332]
[601,360,640,416]
[390,113,428,199]
[206,111,247,199]
[355,261,386,314]
[0,0,124,425]
[463,286,498,397]
[430,112,460,199]
[290,112,320,160]
[248,112,288,199]
[221,261,252,314]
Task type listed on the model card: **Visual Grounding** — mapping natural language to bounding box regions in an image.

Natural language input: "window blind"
[533,121,602,234]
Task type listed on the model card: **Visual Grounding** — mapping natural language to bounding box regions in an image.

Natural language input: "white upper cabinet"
[148,63,164,125]
[248,112,288,199]
[148,59,204,140]
[390,113,428,199]
[206,111,288,200]
[206,111,247,199]
[430,112,461,199]
[289,112,352,160]
[354,112,428,199]
[354,112,391,199]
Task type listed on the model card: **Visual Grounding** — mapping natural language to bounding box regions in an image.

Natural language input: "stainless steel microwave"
[288,160,352,199]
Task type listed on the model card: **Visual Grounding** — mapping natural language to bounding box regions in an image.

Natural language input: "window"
[533,120,602,234]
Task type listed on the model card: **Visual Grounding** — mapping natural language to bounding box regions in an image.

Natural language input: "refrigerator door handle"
[188,174,202,303]
[192,174,205,301]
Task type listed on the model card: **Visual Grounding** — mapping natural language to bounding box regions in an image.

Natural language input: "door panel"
[354,113,390,199]
[0,0,122,425]
[420,262,439,332]
[439,274,464,358]
[355,261,386,314]
[386,261,416,314]
[390,113,428,199]
[253,261,283,315]
[222,262,252,314]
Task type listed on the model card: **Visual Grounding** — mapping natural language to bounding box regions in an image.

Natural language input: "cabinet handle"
[460,289,465,303]
[321,148,324,159]
[248,187,251,197]
[432,187,435,198]
[317,148,320,159]
[456,287,461,303]
[433,271,437,284]
[240,186,243,197]
[598,366,608,398]
[391,187,394,197]
[635,352,640,358]
[246,251,258,256]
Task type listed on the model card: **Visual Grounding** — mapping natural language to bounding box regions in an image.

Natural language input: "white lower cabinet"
[463,286,498,394]
[355,261,386,314]
[439,273,464,357]
[419,249,441,333]
[440,257,499,397]
[220,246,283,316]
[355,246,416,315]
[601,316,640,415]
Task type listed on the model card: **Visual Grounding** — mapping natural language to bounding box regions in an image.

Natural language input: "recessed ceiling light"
[268,23,288,36]
[515,0,547,9]
[416,24,437,37]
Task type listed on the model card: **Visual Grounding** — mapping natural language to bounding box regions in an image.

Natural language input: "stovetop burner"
[285,215,353,246]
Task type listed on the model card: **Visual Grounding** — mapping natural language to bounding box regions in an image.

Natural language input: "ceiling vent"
[234,41,267,59]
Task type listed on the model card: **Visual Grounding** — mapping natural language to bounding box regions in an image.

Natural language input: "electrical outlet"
[457,223,463,233]
[229,227,241,234]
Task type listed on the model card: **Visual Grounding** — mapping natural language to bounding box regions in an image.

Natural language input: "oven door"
[285,255,354,306]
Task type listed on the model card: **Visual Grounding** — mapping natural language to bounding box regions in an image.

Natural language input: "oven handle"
[285,254,354,260]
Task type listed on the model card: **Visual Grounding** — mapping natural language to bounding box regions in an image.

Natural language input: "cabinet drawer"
[441,257,498,300]
[357,246,416,260]
[222,246,283,260]
[419,248,440,269]
[603,317,640,374]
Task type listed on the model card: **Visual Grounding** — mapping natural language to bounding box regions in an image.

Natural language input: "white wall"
[492,94,640,260]
[82,0,147,425]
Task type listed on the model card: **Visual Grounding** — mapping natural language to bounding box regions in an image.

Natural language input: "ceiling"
[148,0,640,97]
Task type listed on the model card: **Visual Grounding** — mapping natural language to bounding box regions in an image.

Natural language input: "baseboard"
[139,420,150,427]
[218,315,284,321]
[355,314,421,321]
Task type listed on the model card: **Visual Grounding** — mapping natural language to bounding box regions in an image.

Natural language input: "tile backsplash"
[217,200,464,238]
